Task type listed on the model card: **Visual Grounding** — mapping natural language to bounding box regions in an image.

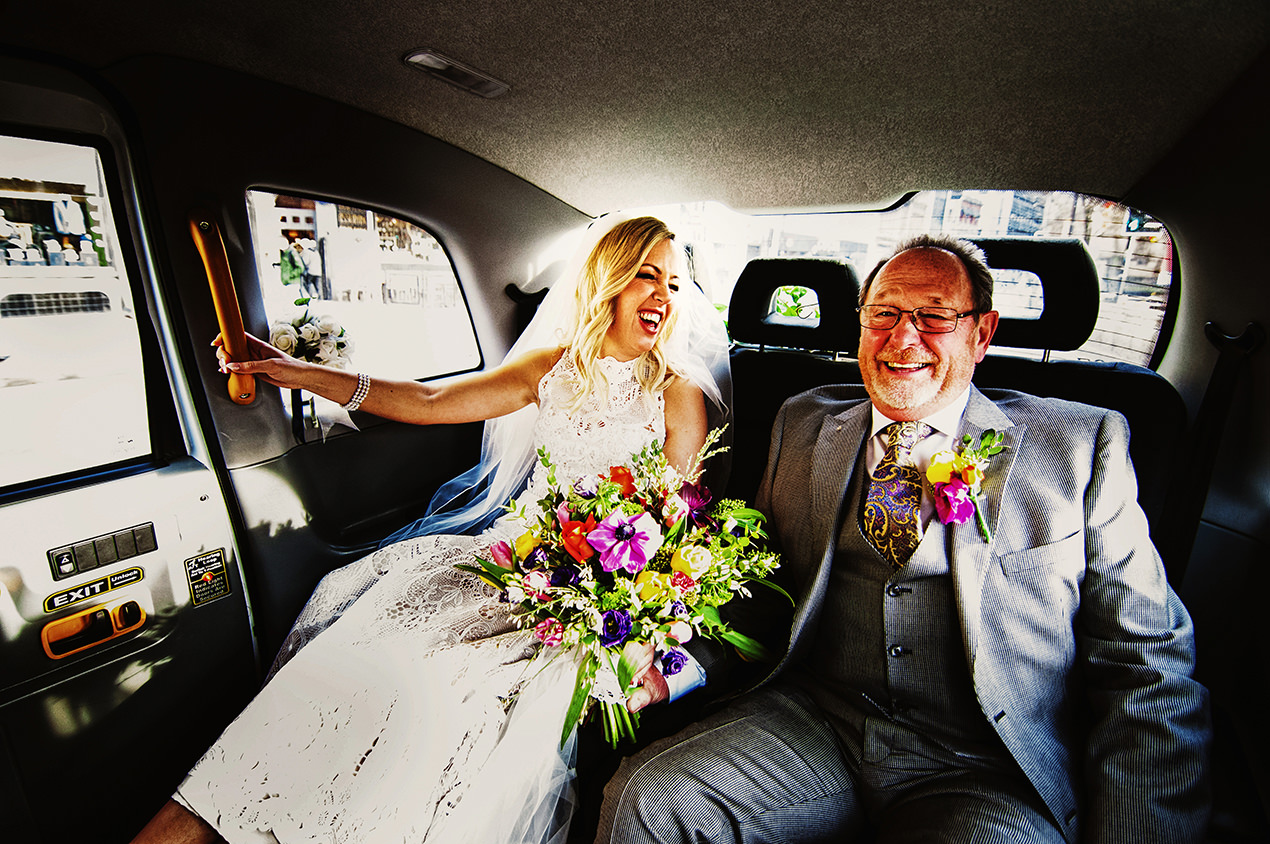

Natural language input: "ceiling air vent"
[404,49,510,98]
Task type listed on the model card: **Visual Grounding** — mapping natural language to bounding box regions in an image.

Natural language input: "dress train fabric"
[175,353,662,843]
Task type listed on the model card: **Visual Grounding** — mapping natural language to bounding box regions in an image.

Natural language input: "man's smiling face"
[857,247,998,421]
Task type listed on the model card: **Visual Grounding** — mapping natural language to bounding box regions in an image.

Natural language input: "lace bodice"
[512,352,665,521]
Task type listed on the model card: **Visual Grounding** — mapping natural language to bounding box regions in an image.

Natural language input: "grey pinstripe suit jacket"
[750,384,1211,844]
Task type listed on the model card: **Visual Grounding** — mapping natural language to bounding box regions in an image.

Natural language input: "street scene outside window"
[245,191,480,384]
[647,190,1171,366]
[0,134,148,489]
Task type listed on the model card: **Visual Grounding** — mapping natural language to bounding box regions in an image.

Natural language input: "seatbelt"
[1165,320,1264,584]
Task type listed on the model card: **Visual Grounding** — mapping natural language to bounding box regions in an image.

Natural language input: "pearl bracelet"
[342,372,370,412]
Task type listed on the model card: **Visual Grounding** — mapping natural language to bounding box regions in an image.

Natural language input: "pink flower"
[667,619,694,644]
[489,540,513,569]
[670,571,695,592]
[663,493,689,528]
[524,570,551,599]
[933,478,976,525]
[534,618,564,646]
[588,510,663,574]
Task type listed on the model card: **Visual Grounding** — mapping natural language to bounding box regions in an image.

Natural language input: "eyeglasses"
[857,305,978,334]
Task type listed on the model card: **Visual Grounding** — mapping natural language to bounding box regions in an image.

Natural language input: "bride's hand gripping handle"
[190,210,255,405]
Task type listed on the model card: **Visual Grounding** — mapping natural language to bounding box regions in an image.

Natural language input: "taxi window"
[645,191,1171,366]
[246,191,480,382]
[0,134,149,488]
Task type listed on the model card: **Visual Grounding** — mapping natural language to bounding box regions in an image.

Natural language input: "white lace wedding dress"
[175,354,664,844]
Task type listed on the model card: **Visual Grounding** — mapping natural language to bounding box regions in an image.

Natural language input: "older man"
[597,235,1211,843]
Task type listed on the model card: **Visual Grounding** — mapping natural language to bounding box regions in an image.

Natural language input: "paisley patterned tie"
[863,420,932,567]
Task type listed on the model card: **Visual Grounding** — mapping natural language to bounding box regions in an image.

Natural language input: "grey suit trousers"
[596,685,1063,844]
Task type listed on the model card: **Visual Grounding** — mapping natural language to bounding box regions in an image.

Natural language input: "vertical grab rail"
[189,211,255,405]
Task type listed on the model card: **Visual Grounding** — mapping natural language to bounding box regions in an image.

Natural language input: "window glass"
[246,191,480,382]
[646,191,1171,366]
[771,285,819,324]
[0,135,149,488]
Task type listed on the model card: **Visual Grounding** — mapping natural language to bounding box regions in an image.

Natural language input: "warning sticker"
[185,549,231,607]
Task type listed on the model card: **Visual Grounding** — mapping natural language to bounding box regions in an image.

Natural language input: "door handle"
[42,599,147,659]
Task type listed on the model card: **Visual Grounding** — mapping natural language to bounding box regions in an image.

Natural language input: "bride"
[130,214,731,843]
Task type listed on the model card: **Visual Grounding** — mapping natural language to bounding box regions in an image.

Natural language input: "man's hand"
[623,640,669,713]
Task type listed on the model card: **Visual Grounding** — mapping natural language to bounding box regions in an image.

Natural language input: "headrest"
[971,237,1100,351]
[727,258,860,353]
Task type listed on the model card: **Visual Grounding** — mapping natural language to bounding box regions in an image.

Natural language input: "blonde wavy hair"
[562,216,683,413]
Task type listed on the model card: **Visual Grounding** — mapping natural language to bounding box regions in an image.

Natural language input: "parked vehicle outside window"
[0,135,148,489]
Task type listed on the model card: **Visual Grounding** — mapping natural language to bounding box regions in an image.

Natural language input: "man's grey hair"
[859,234,994,313]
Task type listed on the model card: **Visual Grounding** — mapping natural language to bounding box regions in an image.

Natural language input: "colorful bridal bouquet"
[457,430,786,748]
[269,298,353,368]
[926,429,1005,542]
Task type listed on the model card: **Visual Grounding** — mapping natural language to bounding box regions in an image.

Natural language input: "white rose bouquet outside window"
[269,298,353,368]
[270,297,355,439]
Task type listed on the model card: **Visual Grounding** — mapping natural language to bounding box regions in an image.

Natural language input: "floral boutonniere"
[926,429,1006,542]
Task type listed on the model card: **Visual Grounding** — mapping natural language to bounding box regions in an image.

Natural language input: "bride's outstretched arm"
[214,332,561,426]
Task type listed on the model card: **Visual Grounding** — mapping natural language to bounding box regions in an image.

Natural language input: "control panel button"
[73,542,99,572]
[48,523,158,581]
[51,548,76,577]
[95,536,119,565]
[133,524,157,554]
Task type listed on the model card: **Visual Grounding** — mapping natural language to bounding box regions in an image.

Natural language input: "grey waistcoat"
[790,456,1013,765]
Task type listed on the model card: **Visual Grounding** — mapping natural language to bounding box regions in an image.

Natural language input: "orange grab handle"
[189,211,256,405]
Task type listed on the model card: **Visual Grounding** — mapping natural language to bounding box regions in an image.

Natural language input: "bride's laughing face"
[603,238,679,361]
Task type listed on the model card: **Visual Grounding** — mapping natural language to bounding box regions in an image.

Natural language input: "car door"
[1,48,586,841]
[0,59,260,841]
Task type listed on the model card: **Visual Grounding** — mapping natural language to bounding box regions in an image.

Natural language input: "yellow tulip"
[514,532,540,560]
[927,452,957,485]
[635,569,665,600]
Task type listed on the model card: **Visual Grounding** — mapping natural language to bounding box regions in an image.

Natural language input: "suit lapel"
[776,403,869,675]
[810,406,869,539]
[950,386,1025,670]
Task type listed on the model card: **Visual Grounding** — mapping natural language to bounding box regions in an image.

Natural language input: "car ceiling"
[5,1,1269,216]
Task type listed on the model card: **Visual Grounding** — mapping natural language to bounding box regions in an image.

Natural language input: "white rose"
[315,315,342,335]
[667,619,694,644]
[269,322,299,355]
[298,323,320,343]
[319,345,350,369]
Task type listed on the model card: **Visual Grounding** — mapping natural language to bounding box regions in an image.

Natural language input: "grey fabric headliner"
[5,1,1268,215]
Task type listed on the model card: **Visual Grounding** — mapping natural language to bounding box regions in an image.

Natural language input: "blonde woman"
[133,215,731,844]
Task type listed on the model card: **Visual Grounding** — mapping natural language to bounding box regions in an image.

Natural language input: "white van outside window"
[0,135,148,488]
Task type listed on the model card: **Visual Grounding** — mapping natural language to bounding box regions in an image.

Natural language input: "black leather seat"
[724,258,862,503]
[970,238,1186,555]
